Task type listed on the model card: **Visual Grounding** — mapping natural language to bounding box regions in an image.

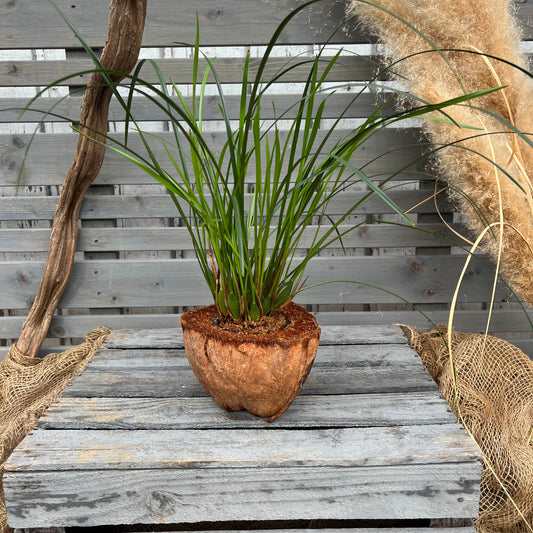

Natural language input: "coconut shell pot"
[180,302,321,421]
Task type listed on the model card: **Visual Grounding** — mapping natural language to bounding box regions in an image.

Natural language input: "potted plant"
[53,0,496,421]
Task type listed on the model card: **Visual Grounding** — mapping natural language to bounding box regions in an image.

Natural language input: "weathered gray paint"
[0,224,463,253]
[0,255,510,309]
[0,55,379,87]
[0,190,451,220]
[0,0,529,351]
[4,464,481,526]
[4,325,481,529]
[1,0,531,49]
[1,129,426,187]
[39,392,456,430]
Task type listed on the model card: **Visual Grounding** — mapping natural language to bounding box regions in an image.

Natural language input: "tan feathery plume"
[350,0,533,303]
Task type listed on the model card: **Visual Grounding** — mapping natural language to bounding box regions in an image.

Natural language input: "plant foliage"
[46,0,500,324]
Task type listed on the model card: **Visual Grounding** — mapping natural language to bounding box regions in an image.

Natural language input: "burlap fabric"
[0,327,111,533]
[401,324,533,533]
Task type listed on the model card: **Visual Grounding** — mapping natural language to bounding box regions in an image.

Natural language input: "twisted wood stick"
[16,0,148,358]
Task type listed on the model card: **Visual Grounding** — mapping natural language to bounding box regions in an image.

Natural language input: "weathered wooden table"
[4,325,482,532]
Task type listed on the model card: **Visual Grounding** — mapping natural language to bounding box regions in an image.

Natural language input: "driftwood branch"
[16,0,148,358]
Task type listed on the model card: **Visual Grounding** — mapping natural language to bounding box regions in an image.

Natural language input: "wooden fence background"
[1,0,532,354]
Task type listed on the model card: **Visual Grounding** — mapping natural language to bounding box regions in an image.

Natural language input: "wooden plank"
[0,224,465,253]
[6,425,479,471]
[2,0,532,49]
[0,0,365,49]
[0,55,378,87]
[0,190,451,221]
[1,309,531,344]
[3,463,481,527]
[104,324,408,349]
[60,365,436,398]
[38,392,456,430]
[0,128,425,186]
[85,344,420,370]
[1,92,393,123]
[0,255,511,309]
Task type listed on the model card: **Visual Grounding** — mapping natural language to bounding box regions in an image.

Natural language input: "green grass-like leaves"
[47,0,500,324]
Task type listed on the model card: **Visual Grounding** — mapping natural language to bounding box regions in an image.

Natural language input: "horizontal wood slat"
[3,463,481,525]
[2,0,532,49]
[104,324,408,348]
[56,365,435,399]
[0,224,463,253]
[0,55,378,88]
[1,92,392,123]
[80,344,421,369]
[0,0,364,49]
[6,425,478,471]
[1,128,426,186]
[0,190,449,221]
[4,323,481,527]
[0,255,508,309]
[1,310,530,356]
[38,391,456,430]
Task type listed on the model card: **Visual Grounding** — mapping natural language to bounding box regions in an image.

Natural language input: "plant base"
[180,302,321,421]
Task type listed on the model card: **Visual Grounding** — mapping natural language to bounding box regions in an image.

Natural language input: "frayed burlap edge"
[400,324,533,533]
[0,327,111,533]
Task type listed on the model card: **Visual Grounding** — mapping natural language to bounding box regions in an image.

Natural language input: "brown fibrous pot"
[180,302,321,421]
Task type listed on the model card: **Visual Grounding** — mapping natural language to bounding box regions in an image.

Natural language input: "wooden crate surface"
[4,324,482,529]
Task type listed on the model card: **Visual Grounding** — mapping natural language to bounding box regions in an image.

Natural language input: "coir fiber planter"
[180,302,321,421]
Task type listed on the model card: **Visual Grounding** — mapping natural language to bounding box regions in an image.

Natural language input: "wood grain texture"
[0,55,378,87]
[6,425,479,471]
[2,311,530,358]
[1,92,392,122]
[0,0,364,49]
[38,392,456,430]
[3,463,481,527]
[0,255,510,309]
[104,324,409,349]
[15,0,148,358]
[0,224,463,253]
[82,343,420,370]
[0,190,450,220]
[3,325,482,528]
[1,128,426,187]
[60,364,436,398]
[2,0,532,49]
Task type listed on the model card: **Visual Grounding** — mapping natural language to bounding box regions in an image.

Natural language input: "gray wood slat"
[2,330,531,360]
[1,128,425,186]
[1,309,530,341]
[1,92,393,122]
[0,255,510,309]
[0,224,464,253]
[0,0,368,49]
[0,55,377,87]
[0,190,451,221]
[6,425,479,471]
[104,324,407,349]
[38,392,456,430]
[3,463,481,527]
[2,0,532,49]
[86,343,419,370]
[60,365,436,398]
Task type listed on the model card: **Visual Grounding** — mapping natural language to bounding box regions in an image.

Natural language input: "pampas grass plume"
[351,0,533,304]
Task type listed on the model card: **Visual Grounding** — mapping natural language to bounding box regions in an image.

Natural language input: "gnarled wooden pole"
[16,0,148,358]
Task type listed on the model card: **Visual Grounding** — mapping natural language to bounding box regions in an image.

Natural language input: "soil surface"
[216,310,288,335]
